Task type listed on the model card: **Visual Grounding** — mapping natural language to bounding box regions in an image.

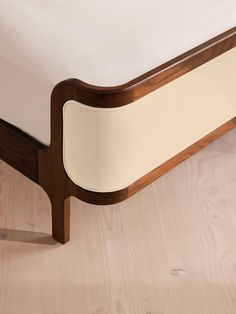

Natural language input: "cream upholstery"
[63,48,236,192]
[0,0,235,144]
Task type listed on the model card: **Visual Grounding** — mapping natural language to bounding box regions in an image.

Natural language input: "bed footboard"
[0,27,235,243]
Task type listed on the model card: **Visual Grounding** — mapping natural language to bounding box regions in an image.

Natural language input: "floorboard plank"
[1,129,236,314]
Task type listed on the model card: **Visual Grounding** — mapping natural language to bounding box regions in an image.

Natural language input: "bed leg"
[51,196,70,244]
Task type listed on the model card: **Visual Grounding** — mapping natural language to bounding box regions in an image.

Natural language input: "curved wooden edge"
[36,26,236,208]
[52,26,236,108]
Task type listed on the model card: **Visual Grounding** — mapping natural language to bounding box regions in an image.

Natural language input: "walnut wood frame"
[0,27,235,243]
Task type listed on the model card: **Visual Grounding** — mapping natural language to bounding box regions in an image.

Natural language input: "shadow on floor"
[0,228,57,245]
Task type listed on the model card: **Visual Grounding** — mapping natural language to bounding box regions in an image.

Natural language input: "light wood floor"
[1,129,236,314]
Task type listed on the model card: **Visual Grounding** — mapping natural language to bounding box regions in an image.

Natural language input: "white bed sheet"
[0,0,235,144]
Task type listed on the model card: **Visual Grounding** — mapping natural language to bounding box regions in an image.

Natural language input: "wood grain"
[1,128,236,313]
[0,119,45,183]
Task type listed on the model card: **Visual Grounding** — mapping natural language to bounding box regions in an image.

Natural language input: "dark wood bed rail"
[0,119,45,183]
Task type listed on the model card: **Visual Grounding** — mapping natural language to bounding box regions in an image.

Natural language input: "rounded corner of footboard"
[51,77,135,108]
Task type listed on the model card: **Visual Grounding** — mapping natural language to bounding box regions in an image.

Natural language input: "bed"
[0,0,236,243]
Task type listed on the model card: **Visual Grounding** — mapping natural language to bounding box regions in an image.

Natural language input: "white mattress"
[0,0,236,145]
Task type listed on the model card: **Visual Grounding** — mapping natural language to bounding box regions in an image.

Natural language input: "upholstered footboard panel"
[63,48,236,193]
[0,25,235,243]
